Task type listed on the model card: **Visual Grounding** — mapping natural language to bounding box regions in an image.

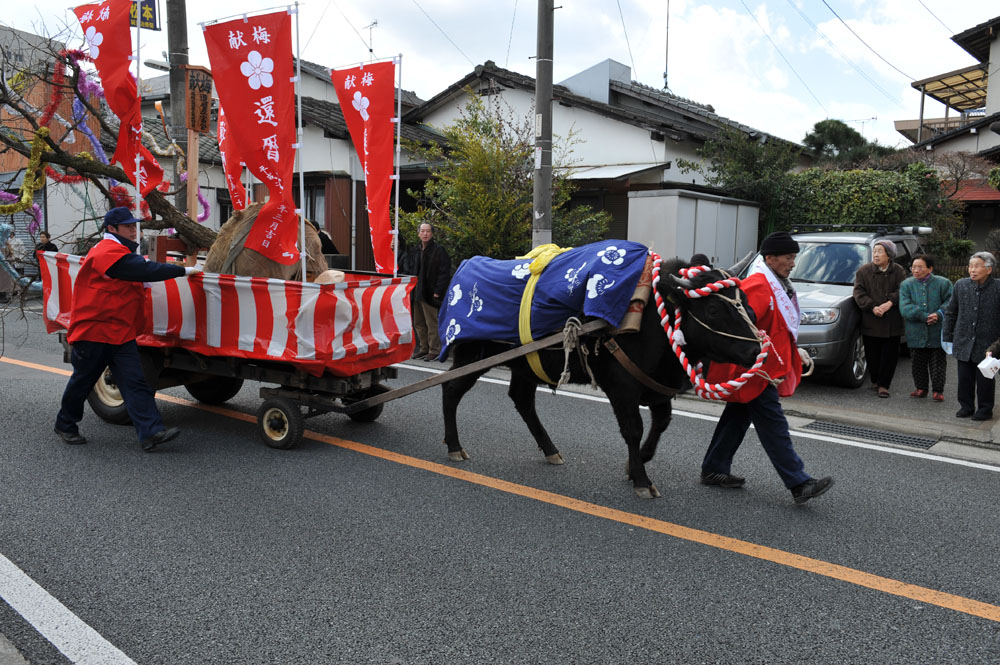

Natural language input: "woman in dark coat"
[853,239,907,398]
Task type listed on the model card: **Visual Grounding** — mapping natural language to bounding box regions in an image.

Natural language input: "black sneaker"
[791,477,834,504]
[54,427,87,445]
[141,427,180,452]
[972,410,994,421]
[956,408,974,418]
[700,471,745,488]
[411,352,427,361]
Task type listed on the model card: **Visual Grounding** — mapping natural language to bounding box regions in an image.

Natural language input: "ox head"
[657,258,761,368]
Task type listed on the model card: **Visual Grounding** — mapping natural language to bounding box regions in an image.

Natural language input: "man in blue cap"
[54,207,202,451]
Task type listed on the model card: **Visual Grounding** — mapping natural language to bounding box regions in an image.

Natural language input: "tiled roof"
[950,180,1000,202]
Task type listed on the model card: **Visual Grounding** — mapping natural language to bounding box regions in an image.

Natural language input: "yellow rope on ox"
[517,243,572,385]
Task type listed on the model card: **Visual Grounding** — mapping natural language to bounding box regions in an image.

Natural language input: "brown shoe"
[878,387,890,398]
[910,389,927,398]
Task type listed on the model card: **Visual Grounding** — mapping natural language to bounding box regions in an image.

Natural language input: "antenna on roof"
[663,0,671,91]
[363,20,377,61]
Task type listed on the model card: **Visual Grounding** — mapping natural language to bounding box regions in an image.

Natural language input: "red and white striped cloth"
[39,252,415,377]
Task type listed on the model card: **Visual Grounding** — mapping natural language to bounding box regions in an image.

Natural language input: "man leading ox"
[702,231,834,504]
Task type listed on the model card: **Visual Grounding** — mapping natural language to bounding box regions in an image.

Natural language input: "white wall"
[419,87,708,185]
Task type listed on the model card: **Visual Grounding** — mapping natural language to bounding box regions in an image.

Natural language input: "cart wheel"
[257,398,304,449]
[87,367,132,425]
[185,377,245,404]
[345,384,389,423]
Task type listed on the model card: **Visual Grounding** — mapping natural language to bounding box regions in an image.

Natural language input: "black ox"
[440,257,762,498]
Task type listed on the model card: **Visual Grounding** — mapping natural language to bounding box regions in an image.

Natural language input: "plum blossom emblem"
[598,245,626,266]
[240,51,274,90]
[352,91,370,121]
[564,262,586,294]
[84,26,103,60]
[467,283,483,316]
[449,284,463,306]
[586,274,616,299]
[445,318,462,346]
[511,262,531,280]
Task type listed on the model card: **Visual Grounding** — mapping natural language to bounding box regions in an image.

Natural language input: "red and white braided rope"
[650,255,771,401]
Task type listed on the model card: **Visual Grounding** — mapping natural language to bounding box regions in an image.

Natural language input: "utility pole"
[531,0,553,248]
[166,0,189,213]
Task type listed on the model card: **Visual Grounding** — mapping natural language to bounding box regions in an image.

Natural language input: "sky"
[3,0,998,149]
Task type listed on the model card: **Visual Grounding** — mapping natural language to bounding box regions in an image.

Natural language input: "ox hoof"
[633,484,661,499]
[545,452,565,465]
[448,449,470,462]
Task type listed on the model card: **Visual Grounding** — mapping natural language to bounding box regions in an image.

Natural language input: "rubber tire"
[185,377,245,405]
[344,384,389,423]
[87,367,132,425]
[257,398,304,449]
[832,329,867,389]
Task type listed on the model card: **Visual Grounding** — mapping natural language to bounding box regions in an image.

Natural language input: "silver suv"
[743,227,929,388]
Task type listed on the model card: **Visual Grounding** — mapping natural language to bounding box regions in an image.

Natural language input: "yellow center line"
[7,355,1000,623]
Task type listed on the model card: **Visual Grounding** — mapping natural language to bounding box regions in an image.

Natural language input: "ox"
[440,256,761,498]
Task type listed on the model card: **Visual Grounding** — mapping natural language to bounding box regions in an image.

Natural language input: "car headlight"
[800,308,840,325]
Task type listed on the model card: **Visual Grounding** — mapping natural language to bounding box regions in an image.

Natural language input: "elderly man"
[943,251,1000,421]
[409,223,450,361]
[703,231,834,504]
[55,208,202,450]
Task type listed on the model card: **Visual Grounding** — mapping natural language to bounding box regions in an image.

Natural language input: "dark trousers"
[55,340,164,441]
[863,335,900,389]
[956,359,995,416]
[702,385,811,489]
[911,347,947,392]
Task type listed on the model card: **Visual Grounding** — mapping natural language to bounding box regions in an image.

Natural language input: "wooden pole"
[186,128,199,218]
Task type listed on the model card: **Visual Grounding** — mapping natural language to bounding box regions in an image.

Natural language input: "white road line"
[0,554,135,665]
[396,363,1000,473]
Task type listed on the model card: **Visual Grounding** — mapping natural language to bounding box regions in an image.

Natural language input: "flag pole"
[134,0,142,253]
[293,2,307,281]
[392,54,402,278]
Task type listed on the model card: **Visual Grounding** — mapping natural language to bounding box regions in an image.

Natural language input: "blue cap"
[103,207,140,230]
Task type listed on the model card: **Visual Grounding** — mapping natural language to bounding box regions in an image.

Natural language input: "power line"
[410,0,475,67]
[785,0,902,108]
[304,0,334,52]
[739,0,829,115]
[615,0,638,79]
[915,0,952,34]
[505,0,518,68]
[821,0,913,80]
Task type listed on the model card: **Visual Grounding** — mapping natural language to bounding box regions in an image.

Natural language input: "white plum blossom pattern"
[511,262,531,280]
[586,274,616,299]
[240,51,274,90]
[352,91,370,121]
[449,283,463,306]
[467,283,483,316]
[598,245,626,266]
[84,26,103,60]
[445,318,462,346]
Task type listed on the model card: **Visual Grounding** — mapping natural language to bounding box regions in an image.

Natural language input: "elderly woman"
[853,239,907,398]
[899,254,953,402]
[943,251,1000,421]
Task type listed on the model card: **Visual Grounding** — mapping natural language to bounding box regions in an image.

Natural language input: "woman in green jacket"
[899,254,953,401]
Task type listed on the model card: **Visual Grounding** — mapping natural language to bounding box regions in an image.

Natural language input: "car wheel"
[832,329,867,388]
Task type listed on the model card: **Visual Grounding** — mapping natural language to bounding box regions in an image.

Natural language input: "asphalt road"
[2,306,1000,664]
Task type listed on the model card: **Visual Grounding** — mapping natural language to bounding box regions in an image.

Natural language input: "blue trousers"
[55,340,164,441]
[702,384,811,489]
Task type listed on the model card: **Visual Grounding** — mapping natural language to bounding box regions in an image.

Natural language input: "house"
[895,15,1000,246]
[403,59,781,265]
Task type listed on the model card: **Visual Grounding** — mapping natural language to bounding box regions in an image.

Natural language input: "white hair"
[971,252,996,270]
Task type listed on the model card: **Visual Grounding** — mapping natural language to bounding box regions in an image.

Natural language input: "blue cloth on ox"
[436,240,650,358]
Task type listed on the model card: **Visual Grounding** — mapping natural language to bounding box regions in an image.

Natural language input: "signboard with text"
[129,0,160,30]
[184,65,213,134]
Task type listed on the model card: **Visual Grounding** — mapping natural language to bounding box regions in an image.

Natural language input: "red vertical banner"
[331,62,396,273]
[204,12,298,264]
[217,105,247,210]
[74,0,163,196]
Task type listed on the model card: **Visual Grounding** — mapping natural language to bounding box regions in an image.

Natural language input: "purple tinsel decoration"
[0,191,42,234]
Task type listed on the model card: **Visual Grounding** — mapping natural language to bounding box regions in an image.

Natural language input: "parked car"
[741,227,929,388]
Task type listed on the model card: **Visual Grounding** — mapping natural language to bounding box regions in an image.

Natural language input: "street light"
[144,59,170,71]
